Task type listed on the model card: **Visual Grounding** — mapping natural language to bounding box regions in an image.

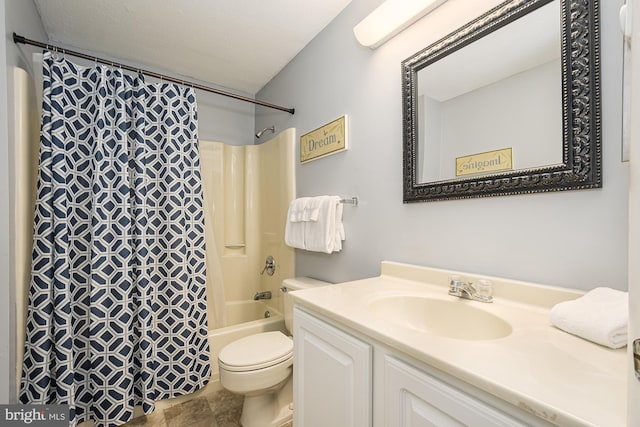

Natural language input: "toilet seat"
[218,331,293,372]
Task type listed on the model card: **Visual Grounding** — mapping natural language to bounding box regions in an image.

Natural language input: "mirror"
[402,0,601,202]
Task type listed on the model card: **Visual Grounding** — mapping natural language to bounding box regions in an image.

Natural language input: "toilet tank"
[282,277,331,333]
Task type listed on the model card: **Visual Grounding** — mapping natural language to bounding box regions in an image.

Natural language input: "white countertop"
[291,261,627,427]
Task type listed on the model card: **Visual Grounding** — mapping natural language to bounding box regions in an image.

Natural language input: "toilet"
[218,277,330,427]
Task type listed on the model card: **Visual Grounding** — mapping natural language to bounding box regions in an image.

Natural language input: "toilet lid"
[218,331,293,372]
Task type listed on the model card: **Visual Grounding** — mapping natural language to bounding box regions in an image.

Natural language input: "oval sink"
[367,296,512,340]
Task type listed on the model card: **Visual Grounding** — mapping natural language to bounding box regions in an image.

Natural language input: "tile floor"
[121,389,293,427]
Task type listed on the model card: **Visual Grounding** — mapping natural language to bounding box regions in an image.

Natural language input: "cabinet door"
[294,308,372,427]
[384,356,527,427]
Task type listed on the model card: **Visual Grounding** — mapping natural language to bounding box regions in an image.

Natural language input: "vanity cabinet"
[293,307,373,427]
[294,307,552,427]
[384,356,526,427]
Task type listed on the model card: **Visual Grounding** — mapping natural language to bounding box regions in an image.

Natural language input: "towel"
[304,196,323,222]
[334,202,345,251]
[288,197,311,222]
[285,198,310,249]
[549,287,628,349]
[284,196,345,253]
[304,196,344,254]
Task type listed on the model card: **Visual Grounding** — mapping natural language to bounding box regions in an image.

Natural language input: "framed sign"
[456,148,513,177]
[300,115,348,163]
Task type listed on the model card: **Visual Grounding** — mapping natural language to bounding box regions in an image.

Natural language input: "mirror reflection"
[416,1,561,183]
[402,0,601,202]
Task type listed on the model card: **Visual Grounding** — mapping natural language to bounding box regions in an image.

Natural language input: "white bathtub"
[208,300,286,380]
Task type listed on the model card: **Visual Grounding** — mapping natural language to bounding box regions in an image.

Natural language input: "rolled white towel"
[549,287,628,349]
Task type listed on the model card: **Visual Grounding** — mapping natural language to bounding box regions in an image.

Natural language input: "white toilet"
[218,277,330,427]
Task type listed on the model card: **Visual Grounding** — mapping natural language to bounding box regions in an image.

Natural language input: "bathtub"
[208,300,286,380]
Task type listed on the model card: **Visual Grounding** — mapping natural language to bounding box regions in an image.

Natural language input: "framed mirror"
[402,0,601,202]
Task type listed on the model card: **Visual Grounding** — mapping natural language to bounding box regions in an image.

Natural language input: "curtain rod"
[13,33,295,115]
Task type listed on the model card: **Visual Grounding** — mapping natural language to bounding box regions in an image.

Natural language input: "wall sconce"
[353,0,448,49]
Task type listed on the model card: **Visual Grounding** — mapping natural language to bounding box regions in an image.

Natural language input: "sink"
[367,296,512,340]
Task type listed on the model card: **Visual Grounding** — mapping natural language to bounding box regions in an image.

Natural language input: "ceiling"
[33,0,352,95]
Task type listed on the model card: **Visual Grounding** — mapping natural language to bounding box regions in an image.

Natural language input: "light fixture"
[353,0,448,49]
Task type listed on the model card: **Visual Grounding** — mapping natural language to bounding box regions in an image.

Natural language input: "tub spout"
[253,291,272,300]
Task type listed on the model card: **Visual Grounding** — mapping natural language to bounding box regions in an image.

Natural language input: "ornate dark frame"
[402,0,601,202]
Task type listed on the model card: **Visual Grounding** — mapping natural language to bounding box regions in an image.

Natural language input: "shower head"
[255,125,275,139]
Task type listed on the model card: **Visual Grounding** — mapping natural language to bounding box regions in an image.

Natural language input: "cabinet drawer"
[384,356,527,427]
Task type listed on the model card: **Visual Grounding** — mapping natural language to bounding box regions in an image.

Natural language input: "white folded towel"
[549,287,628,349]
[333,202,344,251]
[285,198,310,249]
[288,197,311,222]
[284,196,345,253]
[305,196,343,254]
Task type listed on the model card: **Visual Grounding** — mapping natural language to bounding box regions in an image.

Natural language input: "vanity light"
[353,0,448,49]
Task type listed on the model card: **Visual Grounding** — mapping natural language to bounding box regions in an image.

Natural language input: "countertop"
[291,261,627,427]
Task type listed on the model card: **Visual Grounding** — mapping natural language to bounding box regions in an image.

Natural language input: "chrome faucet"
[253,291,272,300]
[260,255,276,276]
[448,278,493,303]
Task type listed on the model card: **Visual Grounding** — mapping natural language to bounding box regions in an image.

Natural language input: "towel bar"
[340,197,358,206]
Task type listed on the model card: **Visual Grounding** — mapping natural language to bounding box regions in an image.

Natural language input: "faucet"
[448,278,492,303]
[260,255,276,276]
[253,291,272,300]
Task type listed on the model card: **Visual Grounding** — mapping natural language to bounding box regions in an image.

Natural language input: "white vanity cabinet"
[383,356,528,427]
[293,307,373,427]
[294,306,553,427]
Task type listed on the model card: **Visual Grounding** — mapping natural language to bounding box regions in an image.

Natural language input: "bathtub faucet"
[448,278,492,303]
[253,291,272,300]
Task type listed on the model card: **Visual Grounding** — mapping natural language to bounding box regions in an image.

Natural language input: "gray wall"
[198,91,255,145]
[256,0,629,291]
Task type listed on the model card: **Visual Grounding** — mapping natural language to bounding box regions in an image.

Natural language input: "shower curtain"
[20,52,210,427]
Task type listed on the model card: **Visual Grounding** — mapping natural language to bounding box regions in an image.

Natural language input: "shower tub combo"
[199,131,296,382]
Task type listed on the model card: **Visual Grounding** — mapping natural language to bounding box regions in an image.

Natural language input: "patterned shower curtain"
[20,52,211,427]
